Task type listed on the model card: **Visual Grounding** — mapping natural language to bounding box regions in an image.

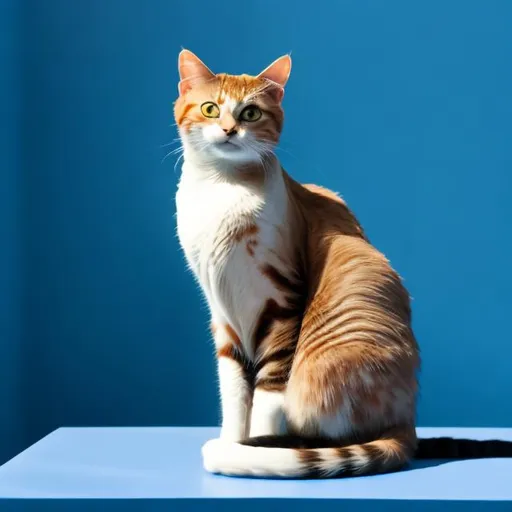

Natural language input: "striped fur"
[174,50,512,478]
[202,428,413,478]
[201,433,512,478]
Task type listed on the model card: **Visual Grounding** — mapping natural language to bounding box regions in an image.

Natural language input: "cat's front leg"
[212,322,253,442]
[249,314,301,437]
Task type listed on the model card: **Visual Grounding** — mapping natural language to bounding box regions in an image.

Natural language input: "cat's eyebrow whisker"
[249,79,279,99]
[179,74,219,87]
[254,80,273,94]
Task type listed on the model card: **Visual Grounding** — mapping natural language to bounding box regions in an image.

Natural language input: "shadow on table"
[405,458,455,472]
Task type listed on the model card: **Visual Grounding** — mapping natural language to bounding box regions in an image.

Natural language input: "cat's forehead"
[217,74,265,101]
[191,73,267,104]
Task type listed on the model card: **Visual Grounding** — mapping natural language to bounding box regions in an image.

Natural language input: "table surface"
[0,427,511,501]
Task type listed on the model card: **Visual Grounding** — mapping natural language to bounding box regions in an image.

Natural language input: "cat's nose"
[220,113,238,136]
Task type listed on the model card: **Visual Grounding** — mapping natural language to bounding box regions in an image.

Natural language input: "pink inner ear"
[257,55,292,89]
[178,79,194,96]
[178,50,216,95]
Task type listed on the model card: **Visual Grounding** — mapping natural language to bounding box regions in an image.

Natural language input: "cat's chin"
[210,143,260,164]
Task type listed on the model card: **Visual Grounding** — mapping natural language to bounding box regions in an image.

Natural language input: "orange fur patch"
[246,239,257,257]
[215,323,255,384]
[233,224,259,243]
[225,324,241,347]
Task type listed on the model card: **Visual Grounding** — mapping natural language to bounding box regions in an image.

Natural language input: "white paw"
[202,438,230,474]
[219,425,247,443]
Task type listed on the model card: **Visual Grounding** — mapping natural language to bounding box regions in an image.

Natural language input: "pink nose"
[220,112,237,135]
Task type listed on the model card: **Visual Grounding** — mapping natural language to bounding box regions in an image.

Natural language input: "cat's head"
[174,50,291,166]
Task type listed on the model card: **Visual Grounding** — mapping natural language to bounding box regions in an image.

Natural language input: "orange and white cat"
[174,50,512,478]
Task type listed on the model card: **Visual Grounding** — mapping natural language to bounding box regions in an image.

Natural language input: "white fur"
[176,125,293,450]
[201,439,368,478]
[249,389,286,437]
[176,156,290,359]
[202,438,303,478]
[217,357,252,441]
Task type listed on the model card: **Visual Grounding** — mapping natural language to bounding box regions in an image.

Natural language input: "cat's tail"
[202,431,512,479]
[202,428,414,478]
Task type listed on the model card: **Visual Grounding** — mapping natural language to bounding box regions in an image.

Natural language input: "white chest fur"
[175,162,290,357]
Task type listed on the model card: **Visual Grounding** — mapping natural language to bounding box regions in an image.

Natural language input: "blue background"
[1,0,511,463]
[0,0,23,463]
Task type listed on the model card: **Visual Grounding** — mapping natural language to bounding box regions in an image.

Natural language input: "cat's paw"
[202,438,230,474]
[219,427,247,443]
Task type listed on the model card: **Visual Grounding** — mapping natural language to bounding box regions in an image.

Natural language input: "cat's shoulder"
[301,183,346,205]
[293,181,367,240]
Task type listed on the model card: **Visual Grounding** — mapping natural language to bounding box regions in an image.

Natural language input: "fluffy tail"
[202,432,512,479]
[202,430,413,478]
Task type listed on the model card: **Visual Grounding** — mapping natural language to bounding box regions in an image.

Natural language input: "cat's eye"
[200,102,220,118]
[239,105,262,122]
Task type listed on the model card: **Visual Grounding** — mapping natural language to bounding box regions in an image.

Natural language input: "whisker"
[162,146,184,165]
[160,138,181,149]
[173,153,184,174]
[274,145,297,159]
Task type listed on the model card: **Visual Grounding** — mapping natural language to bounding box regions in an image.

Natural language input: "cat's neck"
[180,149,282,189]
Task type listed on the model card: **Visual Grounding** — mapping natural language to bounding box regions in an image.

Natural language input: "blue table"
[0,427,511,511]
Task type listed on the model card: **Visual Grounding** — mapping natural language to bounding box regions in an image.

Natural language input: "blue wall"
[0,0,24,463]
[17,0,512,450]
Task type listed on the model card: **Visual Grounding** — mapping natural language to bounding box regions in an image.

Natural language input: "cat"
[173,49,512,478]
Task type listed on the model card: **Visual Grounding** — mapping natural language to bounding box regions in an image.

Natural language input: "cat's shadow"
[404,458,458,472]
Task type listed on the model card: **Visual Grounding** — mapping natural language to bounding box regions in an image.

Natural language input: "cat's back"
[286,174,401,288]
[284,173,367,241]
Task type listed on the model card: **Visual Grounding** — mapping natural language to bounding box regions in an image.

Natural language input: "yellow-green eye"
[200,102,220,118]
[240,105,262,122]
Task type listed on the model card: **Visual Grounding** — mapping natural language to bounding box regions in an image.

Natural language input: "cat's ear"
[257,54,292,102]
[178,49,216,96]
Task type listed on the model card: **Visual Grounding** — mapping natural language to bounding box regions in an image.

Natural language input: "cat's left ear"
[257,54,292,102]
[178,49,216,96]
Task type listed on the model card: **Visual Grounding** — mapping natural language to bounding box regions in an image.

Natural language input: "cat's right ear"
[257,54,292,103]
[178,50,216,96]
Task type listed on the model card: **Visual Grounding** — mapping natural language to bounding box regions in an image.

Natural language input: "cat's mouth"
[214,140,241,151]
[208,138,257,162]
